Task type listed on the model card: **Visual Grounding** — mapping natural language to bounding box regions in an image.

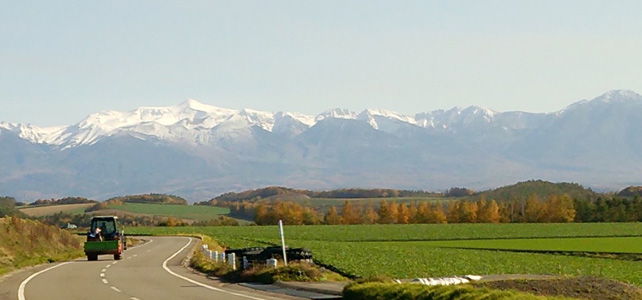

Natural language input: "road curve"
[0,236,303,300]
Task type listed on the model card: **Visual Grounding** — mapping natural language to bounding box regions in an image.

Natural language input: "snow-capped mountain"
[2,90,641,201]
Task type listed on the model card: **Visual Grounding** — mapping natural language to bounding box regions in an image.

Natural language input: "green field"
[424,236,642,253]
[110,203,230,221]
[127,223,642,285]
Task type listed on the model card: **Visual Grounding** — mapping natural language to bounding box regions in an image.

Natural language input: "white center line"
[111,286,122,293]
[101,268,107,272]
[106,265,111,268]
[131,297,141,300]
[102,279,109,284]
[100,273,105,277]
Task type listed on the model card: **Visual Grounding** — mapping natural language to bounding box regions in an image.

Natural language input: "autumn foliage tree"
[341,201,362,225]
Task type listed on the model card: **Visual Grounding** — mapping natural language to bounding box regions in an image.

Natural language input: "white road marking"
[131,297,141,300]
[106,265,111,268]
[100,273,105,277]
[162,238,267,300]
[127,257,131,259]
[111,286,122,293]
[102,279,109,284]
[101,269,107,272]
[133,254,138,257]
[112,261,118,265]
[146,250,151,253]
[18,262,72,300]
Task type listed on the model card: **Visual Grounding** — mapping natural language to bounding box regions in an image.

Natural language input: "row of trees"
[243,193,642,225]
[29,197,96,206]
[323,195,576,225]
[242,194,578,225]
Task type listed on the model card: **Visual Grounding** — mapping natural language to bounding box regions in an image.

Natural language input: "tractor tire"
[114,254,122,260]
[88,255,98,261]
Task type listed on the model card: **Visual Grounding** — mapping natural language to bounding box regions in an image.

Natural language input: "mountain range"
[2,90,641,202]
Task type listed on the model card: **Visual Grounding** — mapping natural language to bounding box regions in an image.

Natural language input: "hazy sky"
[2,1,642,126]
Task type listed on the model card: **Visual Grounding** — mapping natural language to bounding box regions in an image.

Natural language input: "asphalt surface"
[0,236,306,300]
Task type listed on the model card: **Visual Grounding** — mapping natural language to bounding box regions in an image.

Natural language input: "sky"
[1,1,642,126]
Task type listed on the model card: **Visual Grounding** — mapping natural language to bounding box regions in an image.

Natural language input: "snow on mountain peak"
[315,109,357,121]
[4,90,641,148]
[595,90,641,103]
[0,121,14,131]
[560,90,642,115]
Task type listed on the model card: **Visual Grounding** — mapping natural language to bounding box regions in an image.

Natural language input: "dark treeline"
[30,197,97,206]
[203,186,440,204]
[574,196,642,222]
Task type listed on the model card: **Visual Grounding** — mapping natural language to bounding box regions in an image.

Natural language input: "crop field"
[128,223,642,285]
[109,203,230,221]
[423,236,642,253]
[18,203,94,217]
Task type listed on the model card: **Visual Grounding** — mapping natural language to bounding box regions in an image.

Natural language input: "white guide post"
[227,253,236,270]
[279,219,288,266]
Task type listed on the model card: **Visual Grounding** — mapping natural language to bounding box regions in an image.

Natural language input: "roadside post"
[279,220,288,266]
[267,258,278,268]
[228,253,236,270]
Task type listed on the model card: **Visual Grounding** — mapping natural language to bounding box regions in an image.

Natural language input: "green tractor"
[84,216,126,261]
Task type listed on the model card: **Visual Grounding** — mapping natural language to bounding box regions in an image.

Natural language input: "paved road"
[0,236,304,300]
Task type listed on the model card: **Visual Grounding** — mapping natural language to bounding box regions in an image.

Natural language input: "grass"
[127,222,642,244]
[423,237,642,253]
[0,217,84,276]
[109,203,230,221]
[126,223,642,286]
[343,282,578,300]
[18,203,95,217]
[303,240,642,283]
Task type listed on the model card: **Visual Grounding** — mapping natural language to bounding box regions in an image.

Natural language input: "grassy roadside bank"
[343,282,578,300]
[0,217,84,276]
[188,235,345,283]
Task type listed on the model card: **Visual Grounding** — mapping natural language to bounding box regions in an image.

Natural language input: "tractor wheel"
[88,255,98,261]
[114,254,122,260]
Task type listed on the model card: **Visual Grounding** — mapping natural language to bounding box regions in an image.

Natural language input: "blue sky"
[2,1,642,126]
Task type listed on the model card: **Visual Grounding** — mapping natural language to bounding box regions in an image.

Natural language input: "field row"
[129,222,642,243]
[127,223,642,286]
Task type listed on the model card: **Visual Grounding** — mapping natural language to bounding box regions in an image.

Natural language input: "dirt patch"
[475,277,642,300]
[19,203,94,217]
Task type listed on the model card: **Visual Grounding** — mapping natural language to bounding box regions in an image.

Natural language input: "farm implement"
[84,216,126,261]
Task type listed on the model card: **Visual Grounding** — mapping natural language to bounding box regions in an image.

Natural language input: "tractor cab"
[88,216,119,241]
[85,216,125,261]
